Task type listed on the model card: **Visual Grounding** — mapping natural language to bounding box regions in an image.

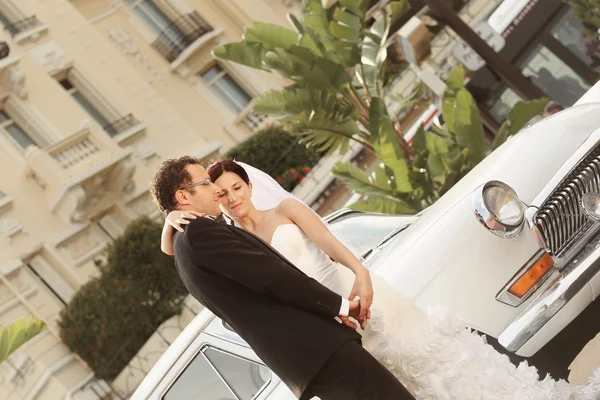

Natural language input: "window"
[0,1,43,37]
[0,109,36,149]
[487,87,522,122]
[521,45,591,107]
[0,10,10,27]
[201,64,252,114]
[126,1,212,62]
[551,9,600,74]
[97,214,125,240]
[60,78,111,128]
[0,1,22,26]
[56,69,140,138]
[163,346,270,400]
[28,255,75,305]
[125,0,180,37]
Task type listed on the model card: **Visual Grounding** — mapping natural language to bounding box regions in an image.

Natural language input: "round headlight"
[483,184,524,226]
[472,181,525,238]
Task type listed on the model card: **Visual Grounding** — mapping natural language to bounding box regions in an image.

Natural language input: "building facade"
[0,1,297,399]
[467,0,600,123]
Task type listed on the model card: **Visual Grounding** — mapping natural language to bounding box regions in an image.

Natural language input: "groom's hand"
[338,300,365,330]
[339,315,358,330]
[349,299,368,330]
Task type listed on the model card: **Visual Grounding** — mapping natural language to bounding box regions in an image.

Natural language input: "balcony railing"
[243,111,269,132]
[234,102,270,134]
[47,130,100,170]
[102,114,141,137]
[151,11,213,62]
[2,15,44,37]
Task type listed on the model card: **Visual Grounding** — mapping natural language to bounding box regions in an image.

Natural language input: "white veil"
[237,161,303,211]
[235,161,359,255]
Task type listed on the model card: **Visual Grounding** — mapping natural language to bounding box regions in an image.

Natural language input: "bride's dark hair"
[206,159,250,226]
[206,158,250,184]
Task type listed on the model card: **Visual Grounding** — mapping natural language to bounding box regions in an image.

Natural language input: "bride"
[161,159,600,399]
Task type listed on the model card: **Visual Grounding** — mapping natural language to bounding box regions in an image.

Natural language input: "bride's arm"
[161,220,176,256]
[278,199,373,321]
[161,210,204,256]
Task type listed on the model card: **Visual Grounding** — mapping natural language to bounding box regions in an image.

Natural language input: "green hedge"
[225,126,321,191]
[58,217,187,381]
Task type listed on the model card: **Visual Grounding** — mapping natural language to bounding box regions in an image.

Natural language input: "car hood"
[366,103,600,336]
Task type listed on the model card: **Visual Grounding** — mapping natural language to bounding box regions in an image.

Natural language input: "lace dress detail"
[270,224,600,399]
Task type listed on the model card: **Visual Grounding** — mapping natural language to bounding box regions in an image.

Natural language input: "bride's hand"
[349,268,373,326]
[166,210,205,232]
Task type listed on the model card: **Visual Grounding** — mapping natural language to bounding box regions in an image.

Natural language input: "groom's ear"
[174,189,190,205]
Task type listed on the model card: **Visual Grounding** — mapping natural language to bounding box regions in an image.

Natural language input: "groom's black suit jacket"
[172,217,361,397]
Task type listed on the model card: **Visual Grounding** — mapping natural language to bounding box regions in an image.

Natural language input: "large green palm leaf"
[441,66,486,164]
[302,0,366,67]
[243,22,299,50]
[359,1,410,94]
[254,86,360,154]
[265,46,351,90]
[492,98,549,150]
[0,317,46,363]
[290,110,360,154]
[332,162,418,212]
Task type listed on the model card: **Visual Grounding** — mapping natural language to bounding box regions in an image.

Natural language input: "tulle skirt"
[353,275,600,399]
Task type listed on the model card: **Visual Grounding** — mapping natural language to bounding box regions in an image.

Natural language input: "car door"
[150,332,293,400]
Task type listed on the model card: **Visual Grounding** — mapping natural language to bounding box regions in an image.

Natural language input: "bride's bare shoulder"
[274,198,303,214]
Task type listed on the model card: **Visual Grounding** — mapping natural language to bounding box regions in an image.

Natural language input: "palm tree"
[213,0,547,213]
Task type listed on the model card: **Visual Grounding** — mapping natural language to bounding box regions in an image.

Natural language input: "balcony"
[103,114,140,137]
[242,110,269,132]
[2,15,48,43]
[25,125,135,224]
[225,103,273,141]
[151,11,213,63]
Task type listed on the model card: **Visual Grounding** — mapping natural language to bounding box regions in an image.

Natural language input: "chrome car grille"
[535,146,600,256]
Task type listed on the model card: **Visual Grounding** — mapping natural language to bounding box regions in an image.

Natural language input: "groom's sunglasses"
[181,178,211,190]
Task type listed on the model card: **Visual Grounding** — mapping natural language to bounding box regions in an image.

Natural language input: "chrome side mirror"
[581,192,600,222]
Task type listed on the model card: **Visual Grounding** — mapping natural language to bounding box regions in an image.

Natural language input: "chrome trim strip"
[361,223,411,264]
[498,236,600,352]
[525,206,548,251]
[496,250,555,307]
[534,147,600,257]
[323,208,364,224]
[529,104,600,208]
[324,208,402,225]
[160,344,272,400]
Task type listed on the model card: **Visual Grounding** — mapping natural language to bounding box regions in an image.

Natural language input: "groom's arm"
[185,218,344,319]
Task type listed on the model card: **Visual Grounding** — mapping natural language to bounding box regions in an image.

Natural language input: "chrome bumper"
[498,237,600,352]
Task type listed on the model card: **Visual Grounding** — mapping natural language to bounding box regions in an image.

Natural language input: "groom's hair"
[207,159,250,184]
[149,155,202,215]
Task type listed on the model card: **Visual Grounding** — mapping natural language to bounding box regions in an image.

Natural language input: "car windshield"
[327,212,416,258]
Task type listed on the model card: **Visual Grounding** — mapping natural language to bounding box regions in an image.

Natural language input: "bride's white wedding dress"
[270,223,600,400]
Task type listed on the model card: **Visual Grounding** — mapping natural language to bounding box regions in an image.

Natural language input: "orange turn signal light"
[508,253,554,298]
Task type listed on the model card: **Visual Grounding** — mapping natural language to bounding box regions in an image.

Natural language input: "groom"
[150,156,414,400]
